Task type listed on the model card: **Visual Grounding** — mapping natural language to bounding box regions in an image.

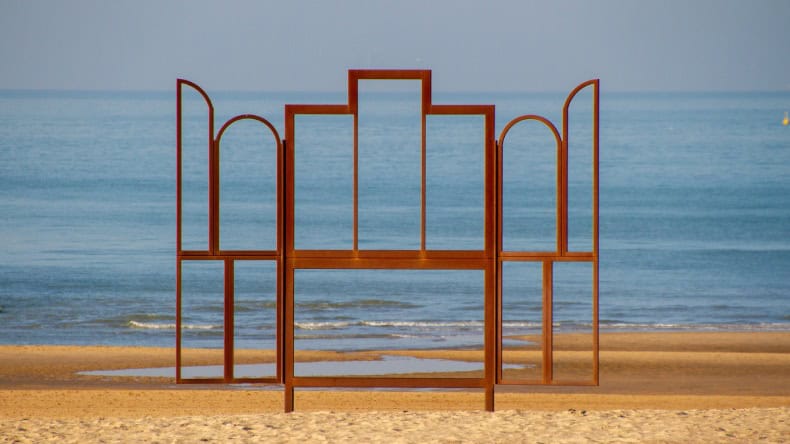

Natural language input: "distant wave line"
[128,320,218,330]
[127,319,790,333]
[295,320,790,332]
[295,320,485,331]
[599,321,790,332]
[295,320,545,330]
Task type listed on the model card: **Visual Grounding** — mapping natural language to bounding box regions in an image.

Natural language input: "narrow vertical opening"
[179,260,224,378]
[426,115,485,250]
[180,89,211,251]
[552,261,594,382]
[233,260,278,378]
[219,120,277,251]
[566,87,594,252]
[357,80,422,250]
[500,262,543,381]
[501,121,558,252]
[293,115,354,250]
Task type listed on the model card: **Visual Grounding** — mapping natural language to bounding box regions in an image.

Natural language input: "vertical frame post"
[224,259,234,381]
[542,260,553,383]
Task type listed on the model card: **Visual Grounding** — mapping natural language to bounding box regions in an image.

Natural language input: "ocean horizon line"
[2,87,789,98]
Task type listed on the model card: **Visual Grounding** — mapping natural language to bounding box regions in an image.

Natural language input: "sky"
[1,0,789,92]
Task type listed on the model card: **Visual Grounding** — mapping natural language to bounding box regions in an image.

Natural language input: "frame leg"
[284,384,294,413]
[485,385,495,412]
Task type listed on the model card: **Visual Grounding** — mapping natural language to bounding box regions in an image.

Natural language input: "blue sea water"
[1,87,789,351]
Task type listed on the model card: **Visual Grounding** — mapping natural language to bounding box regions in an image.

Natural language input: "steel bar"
[542,260,553,384]
[223,259,233,381]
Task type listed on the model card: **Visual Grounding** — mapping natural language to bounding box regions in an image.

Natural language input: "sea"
[1,85,789,354]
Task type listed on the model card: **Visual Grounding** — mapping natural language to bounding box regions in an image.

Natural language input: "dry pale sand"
[1,331,789,443]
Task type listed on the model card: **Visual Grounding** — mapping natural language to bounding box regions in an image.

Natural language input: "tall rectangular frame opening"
[284,70,497,411]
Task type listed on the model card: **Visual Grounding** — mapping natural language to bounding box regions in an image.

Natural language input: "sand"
[1,331,789,442]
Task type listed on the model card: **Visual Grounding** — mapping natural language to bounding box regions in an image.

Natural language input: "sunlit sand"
[2,331,788,442]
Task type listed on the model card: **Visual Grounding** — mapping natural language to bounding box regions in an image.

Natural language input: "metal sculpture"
[175,70,599,411]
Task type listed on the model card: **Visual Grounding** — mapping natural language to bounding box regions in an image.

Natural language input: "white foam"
[128,320,218,330]
[361,321,484,329]
[295,321,351,330]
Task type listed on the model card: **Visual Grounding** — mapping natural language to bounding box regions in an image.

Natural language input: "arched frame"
[175,71,599,411]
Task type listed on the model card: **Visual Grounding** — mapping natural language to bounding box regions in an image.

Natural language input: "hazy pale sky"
[1,0,789,92]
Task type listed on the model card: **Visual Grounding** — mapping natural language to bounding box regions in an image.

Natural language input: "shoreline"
[2,331,789,441]
[1,331,788,398]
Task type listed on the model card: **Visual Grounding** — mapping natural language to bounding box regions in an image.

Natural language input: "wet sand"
[1,331,789,442]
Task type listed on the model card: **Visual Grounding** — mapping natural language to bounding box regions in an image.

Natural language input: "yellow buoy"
[784,111,789,126]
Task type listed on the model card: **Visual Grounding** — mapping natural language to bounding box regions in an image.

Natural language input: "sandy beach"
[2,331,789,442]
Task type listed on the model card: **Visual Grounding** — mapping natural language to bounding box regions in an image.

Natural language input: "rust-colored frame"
[175,70,599,411]
[497,80,600,387]
[283,70,497,411]
[176,79,284,384]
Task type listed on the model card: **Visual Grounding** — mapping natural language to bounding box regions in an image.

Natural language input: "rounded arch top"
[498,114,562,151]
[177,78,215,112]
[215,114,282,150]
[563,79,599,113]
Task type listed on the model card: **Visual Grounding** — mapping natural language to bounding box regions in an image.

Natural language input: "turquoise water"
[1,88,789,350]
